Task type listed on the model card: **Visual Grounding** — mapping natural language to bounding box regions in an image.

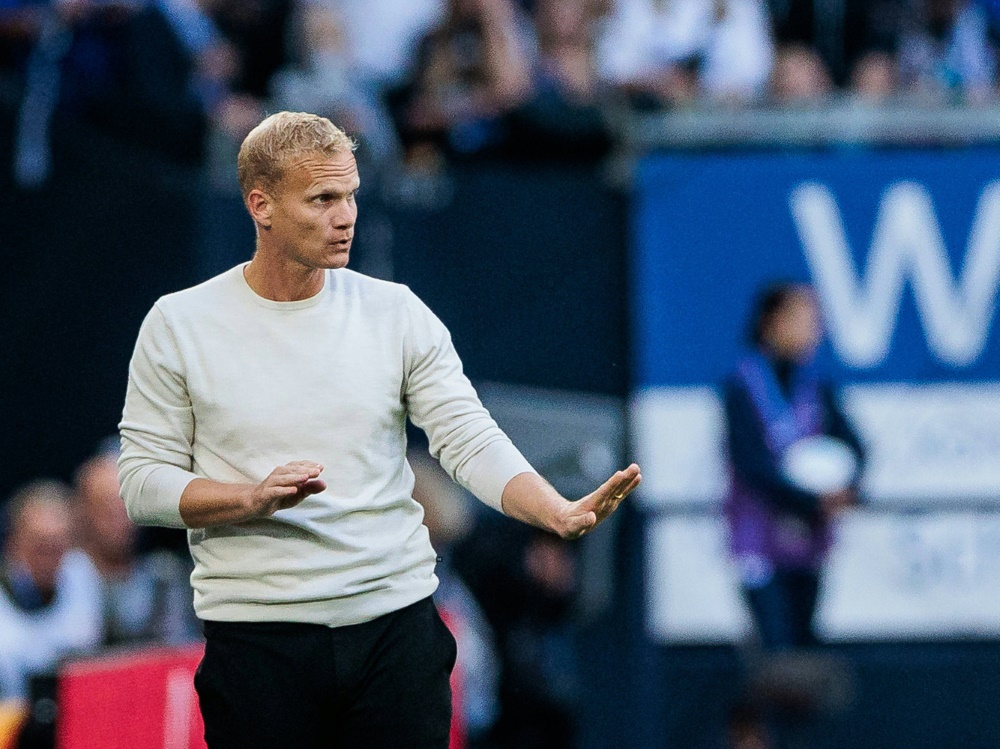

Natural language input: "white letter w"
[790,181,1000,368]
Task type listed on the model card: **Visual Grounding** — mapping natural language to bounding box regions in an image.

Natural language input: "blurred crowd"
[4,0,1000,179]
[0,442,199,707]
[0,440,584,749]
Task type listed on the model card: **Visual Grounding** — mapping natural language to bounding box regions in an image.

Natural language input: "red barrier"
[57,645,207,749]
[438,608,467,749]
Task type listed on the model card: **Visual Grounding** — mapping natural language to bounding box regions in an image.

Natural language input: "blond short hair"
[237,112,357,200]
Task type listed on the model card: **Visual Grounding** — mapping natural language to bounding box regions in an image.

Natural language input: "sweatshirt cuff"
[127,464,197,528]
[458,440,536,513]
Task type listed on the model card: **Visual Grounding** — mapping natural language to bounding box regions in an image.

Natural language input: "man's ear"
[246,188,274,228]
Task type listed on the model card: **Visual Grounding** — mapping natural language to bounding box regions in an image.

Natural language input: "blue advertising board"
[631,149,1000,643]
[632,149,1000,509]
[634,149,1000,388]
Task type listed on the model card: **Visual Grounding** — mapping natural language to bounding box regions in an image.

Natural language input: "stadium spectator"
[73,448,200,648]
[7,0,240,189]
[453,514,583,749]
[321,0,443,89]
[0,2,41,78]
[410,449,501,746]
[722,283,865,650]
[505,0,613,161]
[770,42,833,102]
[394,0,534,168]
[596,0,775,107]
[766,0,904,91]
[270,2,401,163]
[849,49,898,100]
[897,0,998,102]
[203,0,292,100]
[0,480,101,701]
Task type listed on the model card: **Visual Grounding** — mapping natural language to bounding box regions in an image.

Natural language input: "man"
[118,110,640,749]
[0,481,102,701]
[74,448,199,647]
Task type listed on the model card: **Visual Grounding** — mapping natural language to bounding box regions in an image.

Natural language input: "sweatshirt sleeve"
[117,303,199,528]
[402,289,535,512]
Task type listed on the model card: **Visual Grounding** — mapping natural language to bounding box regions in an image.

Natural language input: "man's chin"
[323,249,350,269]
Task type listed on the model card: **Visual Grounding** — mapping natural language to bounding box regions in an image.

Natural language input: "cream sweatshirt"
[118,264,534,627]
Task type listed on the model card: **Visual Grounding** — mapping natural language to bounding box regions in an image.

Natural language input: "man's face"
[78,458,136,562]
[8,501,72,594]
[262,150,360,271]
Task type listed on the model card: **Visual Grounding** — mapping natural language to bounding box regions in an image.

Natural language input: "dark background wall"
[0,112,200,501]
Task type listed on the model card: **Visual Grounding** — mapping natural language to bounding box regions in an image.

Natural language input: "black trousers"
[743,568,821,651]
[194,596,457,749]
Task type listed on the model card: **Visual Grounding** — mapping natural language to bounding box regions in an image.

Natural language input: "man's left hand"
[555,464,641,540]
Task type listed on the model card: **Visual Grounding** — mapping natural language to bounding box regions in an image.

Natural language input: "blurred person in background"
[505,0,613,162]
[7,0,234,187]
[766,0,903,98]
[201,0,292,108]
[73,446,200,648]
[596,0,775,108]
[393,0,534,169]
[269,1,401,164]
[274,0,443,163]
[0,480,101,702]
[321,0,443,91]
[896,0,998,102]
[769,42,833,101]
[453,509,583,748]
[410,449,501,747]
[0,3,42,82]
[723,283,865,651]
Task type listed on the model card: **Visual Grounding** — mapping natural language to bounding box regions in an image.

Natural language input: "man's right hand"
[179,461,327,528]
[247,461,327,517]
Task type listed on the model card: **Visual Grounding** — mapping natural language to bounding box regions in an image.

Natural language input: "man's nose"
[333,207,355,229]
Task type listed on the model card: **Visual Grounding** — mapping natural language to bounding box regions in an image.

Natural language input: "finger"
[270,472,311,486]
[286,460,324,469]
[596,473,642,520]
[277,492,310,510]
[610,465,641,495]
[608,476,640,514]
[593,469,628,501]
[301,479,326,495]
[618,474,641,499]
[608,469,642,503]
[284,461,324,476]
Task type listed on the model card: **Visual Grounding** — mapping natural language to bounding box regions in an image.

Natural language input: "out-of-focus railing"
[623,100,1000,150]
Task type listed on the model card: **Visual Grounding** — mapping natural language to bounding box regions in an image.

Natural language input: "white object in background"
[646,514,753,643]
[646,511,1000,644]
[630,387,727,508]
[781,435,859,494]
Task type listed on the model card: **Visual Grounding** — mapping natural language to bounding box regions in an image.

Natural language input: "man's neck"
[244,252,326,302]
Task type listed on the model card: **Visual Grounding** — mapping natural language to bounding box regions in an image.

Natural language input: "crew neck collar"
[235,262,328,310]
